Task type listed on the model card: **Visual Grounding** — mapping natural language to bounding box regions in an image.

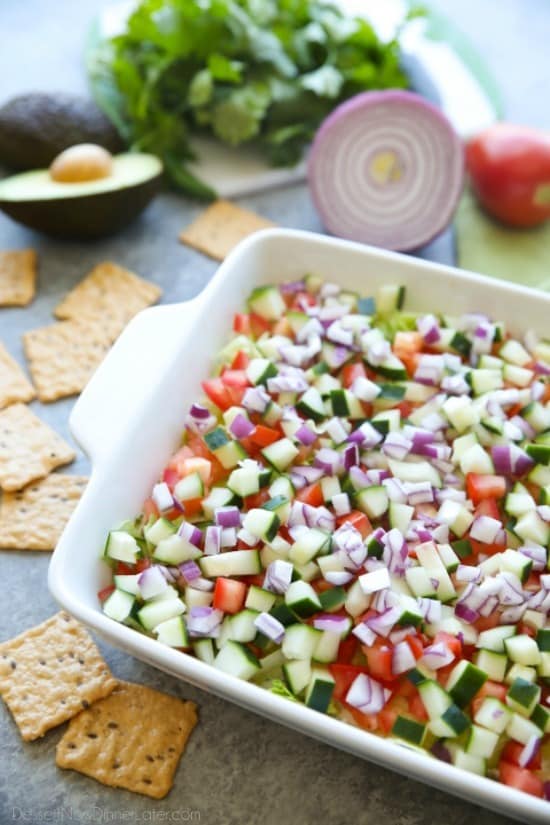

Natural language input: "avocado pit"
[49,143,113,183]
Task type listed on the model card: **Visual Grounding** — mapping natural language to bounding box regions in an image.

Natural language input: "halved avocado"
[0,153,162,239]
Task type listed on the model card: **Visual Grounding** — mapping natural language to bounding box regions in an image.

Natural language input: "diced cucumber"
[387,458,442,488]
[452,749,486,776]
[443,397,479,433]
[113,573,141,595]
[474,650,507,683]
[429,703,471,738]
[415,542,456,602]
[185,587,213,609]
[389,502,414,534]
[513,509,550,544]
[437,500,474,537]
[200,549,261,578]
[391,715,428,747]
[506,677,541,717]
[174,472,203,502]
[202,486,236,518]
[215,439,248,470]
[155,615,189,648]
[318,586,347,613]
[282,624,321,660]
[537,628,550,652]
[246,358,277,385]
[105,530,140,562]
[193,637,215,664]
[248,285,285,320]
[153,534,201,564]
[418,680,453,720]
[227,464,260,497]
[474,697,511,734]
[499,339,531,366]
[506,712,542,744]
[242,508,280,542]
[296,386,326,422]
[313,630,341,663]
[465,724,499,758]
[344,579,371,617]
[245,585,277,613]
[405,565,437,598]
[228,609,260,643]
[138,598,185,631]
[261,438,299,471]
[305,667,335,713]
[476,625,516,653]
[459,444,494,475]
[103,588,136,623]
[289,528,330,565]
[285,580,322,618]
[504,634,542,667]
[214,641,261,680]
[355,485,389,519]
[376,284,405,314]
[531,703,550,733]
[446,660,487,707]
[284,659,311,695]
[506,663,537,685]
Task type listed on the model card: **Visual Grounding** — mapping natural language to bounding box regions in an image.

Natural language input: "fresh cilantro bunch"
[88,0,409,198]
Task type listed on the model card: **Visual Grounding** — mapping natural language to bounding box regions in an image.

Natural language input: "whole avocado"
[0,92,125,170]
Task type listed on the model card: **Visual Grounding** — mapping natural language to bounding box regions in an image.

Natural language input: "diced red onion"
[268,374,309,393]
[417,314,441,344]
[221,527,237,548]
[295,423,318,446]
[242,386,271,413]
[353,621,377,646]
[237,527,260,547]
[382,432,412,460]
[291,465,324,484]
[346,673,388,714]
[417,598,442,623]
[456,564,481,583]
[421,412,448,432]
[296,317,323,343]
[332,492,351,516]
[178,521,203,547]
[215,506,241,528]
[187,606,223,637]
[432,742,452,763]
[324,344,352,370]
[314,447,342,474]
[421,641,455,670]
[441,374,470,395]
[304,504,335,532]
[383,476,407,504]
[325,570,354,585]
[470,515,502,544]
[366,606,401,637]
[403,480,433,505]
[531,380,545,401]
[454,601,480,624]
[178,560,202,583]
[138,566,168,600]
[537,505,550,523]
[500,604,526,623]
[392,640,417,675]
[414,354,444,386]
[254,612,285,643]
[229,413,256,439]
[343,443,360,469]
[280,279,306,294]
[348,421,383,448]
[204,525,222,555]
[327,321,354,347]
[313,615,350,634]
[519,735,541,769]
[264,559,293,594]
[190,403,211,420]
[351,376,381,402]
[348,465,370,489]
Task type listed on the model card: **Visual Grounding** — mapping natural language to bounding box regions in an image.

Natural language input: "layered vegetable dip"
[99,277,550,799]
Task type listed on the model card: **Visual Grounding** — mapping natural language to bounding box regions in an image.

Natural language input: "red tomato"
[335,510,372,538]
[498,761,544,798]
[471,680,507,716]
[115,562,135,575]
[231,350,250,370]
[142,497,159,520]
[341,362,367,388]
[243,489,271,509]
[466,124,550,228]
[163,467,180,489]
[337,635,359,664]
[98,585,115,602]
[501,740,542,770]
[135,558,152,573]
[466,473,507,504]
[233,313,251,335]
[295,482,324,507]
[202,378,234,411]
[221,369,249,389]
[362,639,396,682]
[249,425,281,447]
[346,705,379,732]
[212,577,247,614]
[433,630,462,659]
[408,691,429,722]
[474,497,501,520]
[249,313,271,338]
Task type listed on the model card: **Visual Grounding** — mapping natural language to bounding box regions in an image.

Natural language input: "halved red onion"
[308,90,464,251]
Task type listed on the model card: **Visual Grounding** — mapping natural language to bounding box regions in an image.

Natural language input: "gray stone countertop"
[1,1,549,823]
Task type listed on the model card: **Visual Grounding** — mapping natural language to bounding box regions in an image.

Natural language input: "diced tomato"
[335,510,372,538]
[239,574,265,587]
[378,706,399,735]
[498,762,544,798]
[183,498,203,518]
[243,489,271,509]
[346,705,379,732]
[250,312,271,338]
[272,317,292,336]
[469,538,506,557]
[115,562,135,575]
[396,400,415,418]
[406,634,425,660]
[98,585,115,602]
[135,558,152,573]
[233,313,252,335]
[249,425,281,447]
[393,677,417,699]
[337,635,359,664]
[471,680,508,715]
[290,291,317,310]
[329,663,369,702]
[466,473,507,504]
[212,577,247,614]
[142,497,158,520]
[341,362,367,388]
[501,740,542,770]
[231,350,250,370]
[202,378,234,411]
[221,369,250,389]
[408,691,429,722]
[473,612,501,633]
[474,497,501,520]
[163,467,180,488]
[433,631,462,660]
[393,331,423,358]
[362,639,396,682]
[296,482,324,507]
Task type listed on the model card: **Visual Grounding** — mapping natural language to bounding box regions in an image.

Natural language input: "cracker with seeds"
[23,319,116,403]
[56,681,198,798]
[0,612,117,741]
[0,249,37,306]
[0,403,75,491]
[179,199,275,261]
[54,261,162,334]
[0,341,35,409]
[0,474,88,550]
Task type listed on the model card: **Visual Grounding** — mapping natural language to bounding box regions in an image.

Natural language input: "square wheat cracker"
[0,249,37,306]
[179,199,275,260]
[0,612,117,741]
[0,403,75,491]
[54,261,162,334]
[0,341,35,409]
[56,681,198,798]
[23,319,116,402]
[0,474,88,550]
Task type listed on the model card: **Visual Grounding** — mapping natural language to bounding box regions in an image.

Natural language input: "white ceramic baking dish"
[49,229,549,823]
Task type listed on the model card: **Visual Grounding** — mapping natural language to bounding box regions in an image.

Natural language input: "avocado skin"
[0,175,162,239]
[0,93,124,170]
